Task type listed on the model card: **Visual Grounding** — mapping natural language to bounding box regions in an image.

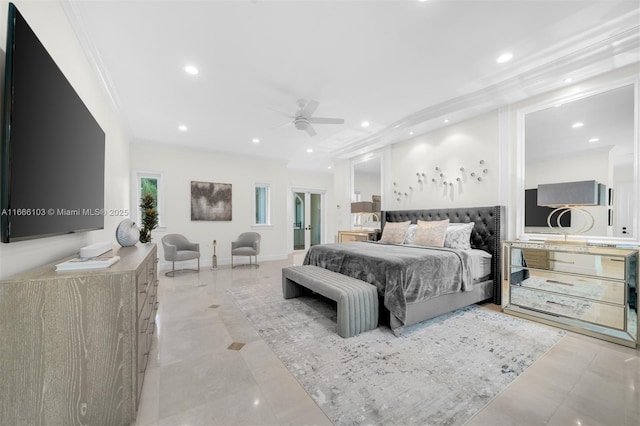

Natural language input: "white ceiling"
[63,0,640,172]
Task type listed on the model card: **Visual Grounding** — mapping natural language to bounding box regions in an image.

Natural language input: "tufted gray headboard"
[381,205,506,304]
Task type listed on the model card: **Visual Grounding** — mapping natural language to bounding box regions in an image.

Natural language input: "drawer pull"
[139,289,147,294]
[549,259,574,264]
[610,258,624,262]
[546,279,574,287]
[546,300,570,308]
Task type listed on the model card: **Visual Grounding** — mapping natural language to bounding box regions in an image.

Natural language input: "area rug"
[229,284,566,426]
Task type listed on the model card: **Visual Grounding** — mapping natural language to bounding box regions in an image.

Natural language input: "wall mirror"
[521,81,638,241]
[351,153,382,229]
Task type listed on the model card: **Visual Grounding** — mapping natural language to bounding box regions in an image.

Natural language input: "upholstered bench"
[282,265,379,338]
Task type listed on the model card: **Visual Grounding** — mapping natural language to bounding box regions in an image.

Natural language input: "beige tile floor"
[136,255,639,426]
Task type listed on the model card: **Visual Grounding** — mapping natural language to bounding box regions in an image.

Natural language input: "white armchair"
[161,234,200,277]
[231,232,261,268]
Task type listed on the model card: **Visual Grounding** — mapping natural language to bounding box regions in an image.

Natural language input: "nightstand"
[338,230,380,243]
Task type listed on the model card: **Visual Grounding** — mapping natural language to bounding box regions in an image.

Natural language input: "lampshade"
[351,201,373,214]
[537,180,605,207]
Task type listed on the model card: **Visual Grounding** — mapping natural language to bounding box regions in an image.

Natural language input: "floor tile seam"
[152,392,275,426]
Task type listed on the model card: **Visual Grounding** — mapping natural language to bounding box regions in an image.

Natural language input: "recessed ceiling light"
[361,121,370,128]
[444,119,450,123]
[572,122,584,128]
[409,131,414,136]
[306,148,313,153]
[564,77,574,84]
[178,125,188,131]
[184,65,199,75]
[327,166,332,169]
[588,137,600,143]
[252,138,260,143]
[496,52,513,63]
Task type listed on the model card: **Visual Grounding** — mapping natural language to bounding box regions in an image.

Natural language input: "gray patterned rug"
[229,284,565,426]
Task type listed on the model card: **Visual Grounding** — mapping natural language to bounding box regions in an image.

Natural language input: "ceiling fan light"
[295,119,309,130]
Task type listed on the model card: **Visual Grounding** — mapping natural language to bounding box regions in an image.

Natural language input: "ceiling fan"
[283,99,345,136]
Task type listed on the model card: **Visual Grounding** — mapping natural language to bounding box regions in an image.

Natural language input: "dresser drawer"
[548,251,627,280]
[513,248,627,280]
[510,286,625,330]
[510,267,625,305]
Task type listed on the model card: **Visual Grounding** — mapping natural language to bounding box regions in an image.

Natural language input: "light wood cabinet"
[338,230,380,243]
[0,243,158,425]
[503,241,638,348]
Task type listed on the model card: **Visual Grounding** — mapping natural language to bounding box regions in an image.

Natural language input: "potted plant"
[139,193,158,243]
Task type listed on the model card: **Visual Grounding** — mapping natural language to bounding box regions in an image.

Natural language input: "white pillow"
[444,222,475,250]
[379,221,411,244]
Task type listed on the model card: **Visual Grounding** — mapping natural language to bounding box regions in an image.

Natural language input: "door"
[293,190,323,251]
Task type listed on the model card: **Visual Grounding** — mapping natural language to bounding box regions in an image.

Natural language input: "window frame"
[252,182,272,228]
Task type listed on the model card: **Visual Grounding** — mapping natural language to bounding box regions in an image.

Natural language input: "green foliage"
[141,178,158,201]
[139,193,158,243]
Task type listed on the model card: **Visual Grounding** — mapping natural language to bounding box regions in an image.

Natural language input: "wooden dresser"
[0,243,158,425]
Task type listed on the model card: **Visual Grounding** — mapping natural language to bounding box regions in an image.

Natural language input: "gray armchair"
[231,232,261,268]
[161,234,200,277]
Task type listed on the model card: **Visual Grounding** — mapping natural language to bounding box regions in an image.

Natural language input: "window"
[134,172,164,227]
[253,183,271,226]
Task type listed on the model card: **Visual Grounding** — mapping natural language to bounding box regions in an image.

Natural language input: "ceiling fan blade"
[308,117,344,125]
[267,106,294,119]
[273,120,292,129]
[305,124,317,136]
[302,99,319,118]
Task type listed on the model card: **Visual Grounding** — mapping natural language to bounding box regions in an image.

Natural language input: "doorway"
[292,189,324,251]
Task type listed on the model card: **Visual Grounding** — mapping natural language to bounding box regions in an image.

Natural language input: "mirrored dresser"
[502,241,638,347]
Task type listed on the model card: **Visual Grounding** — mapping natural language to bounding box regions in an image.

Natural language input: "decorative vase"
[115,219,140,247]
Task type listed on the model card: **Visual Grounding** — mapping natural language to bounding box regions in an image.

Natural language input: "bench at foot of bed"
[282,265,379,338]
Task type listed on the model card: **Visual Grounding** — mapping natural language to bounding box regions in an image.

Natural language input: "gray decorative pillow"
[379,221,411,244]
[444,222,475,250]
[403,224,418,244]
[412,219,450,247]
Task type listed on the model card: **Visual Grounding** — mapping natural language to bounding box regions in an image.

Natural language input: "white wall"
[331,159,350,242]
[0,1,130,279]
[388,111,500,210]
[129,142,332,270]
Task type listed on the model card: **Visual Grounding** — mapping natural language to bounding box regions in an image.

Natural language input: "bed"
[303,206,506,334]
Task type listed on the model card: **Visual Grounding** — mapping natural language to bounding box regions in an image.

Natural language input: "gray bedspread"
[303,242,474,334]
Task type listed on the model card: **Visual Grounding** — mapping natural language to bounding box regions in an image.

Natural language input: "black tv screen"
[525,189,571,228]
[1,4,105,242]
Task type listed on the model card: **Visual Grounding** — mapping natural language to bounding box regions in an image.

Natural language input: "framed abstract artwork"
[191,181,232,221]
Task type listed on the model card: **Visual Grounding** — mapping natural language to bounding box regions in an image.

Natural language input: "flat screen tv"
[525,188,571,228]
[1,3,105,242]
